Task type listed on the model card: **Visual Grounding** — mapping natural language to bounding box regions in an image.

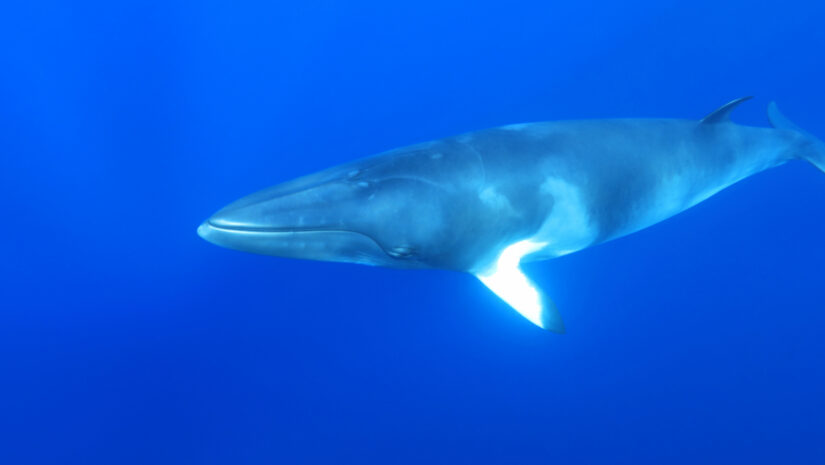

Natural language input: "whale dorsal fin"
[475,240,566,333]
[700,96,753,124]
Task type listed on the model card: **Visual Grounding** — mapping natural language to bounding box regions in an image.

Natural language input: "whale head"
[198,144,486,270]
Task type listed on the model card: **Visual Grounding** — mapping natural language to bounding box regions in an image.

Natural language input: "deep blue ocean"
[2,1,824,463]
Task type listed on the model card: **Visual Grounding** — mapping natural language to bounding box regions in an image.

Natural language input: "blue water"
[2,1,824,463]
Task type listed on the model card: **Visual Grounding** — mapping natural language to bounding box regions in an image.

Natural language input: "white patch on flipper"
[533,178,597,258]
[476,240,548,328]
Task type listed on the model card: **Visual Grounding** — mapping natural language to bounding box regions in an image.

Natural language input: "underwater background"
[2,0,824,463]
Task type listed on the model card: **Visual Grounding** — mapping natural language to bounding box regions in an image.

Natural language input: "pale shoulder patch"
[534,177,597,257]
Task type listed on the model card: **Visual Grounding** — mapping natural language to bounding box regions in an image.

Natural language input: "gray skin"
[198,98,824,331]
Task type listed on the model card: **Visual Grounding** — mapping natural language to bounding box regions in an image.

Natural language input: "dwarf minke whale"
[198,98,825,332]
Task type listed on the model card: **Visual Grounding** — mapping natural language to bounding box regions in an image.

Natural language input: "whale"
[198,98,824,332]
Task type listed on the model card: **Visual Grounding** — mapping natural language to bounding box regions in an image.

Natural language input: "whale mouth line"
[205,221,355,235]
[198,220,403,264]
[202,222,388,252]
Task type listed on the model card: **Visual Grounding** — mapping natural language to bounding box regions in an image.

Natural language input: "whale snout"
[200,164,359,234]
[197,168,403,267]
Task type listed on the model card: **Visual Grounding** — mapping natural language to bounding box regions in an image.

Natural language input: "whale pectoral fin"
[475,265,566,333]
[540,292,566,334]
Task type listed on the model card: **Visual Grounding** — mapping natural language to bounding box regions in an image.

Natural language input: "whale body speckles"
[199,98,825,333]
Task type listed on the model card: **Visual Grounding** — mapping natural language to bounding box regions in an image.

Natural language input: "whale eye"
[387,246,416,259]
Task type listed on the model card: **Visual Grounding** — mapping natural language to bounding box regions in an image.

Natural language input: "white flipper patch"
[475,240,566,333]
